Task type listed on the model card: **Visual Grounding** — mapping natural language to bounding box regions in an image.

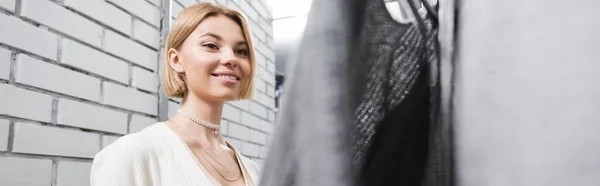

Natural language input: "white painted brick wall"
[241,111,260,129]
[239,0,259,22]
[61,39,129,84]
[107,0,161,27]
[223,103,241,123]
[57,98,129,134]
[0,48,10,80]
[0,0,274,183]
[172,1,185,18]
[0,157,52,186]
[57,161,92,186]
[133,19,161,49]
[104,30,158,71]
[242,141,260,157]
[0,84,53,122]
[102,135,121,148]
[132,66,159,93]
[12,122,100,158]
[103,82,158,115]
[15,54,102,102]
[130,114,158,133]
[229,122,250,140]
[63,0,132,35]
[21,0,103,47]
[250,129,267,144]
[220,119,229,135]
[0,13,58,60]
[0,0,15,12]
[0,119,8,151]
[147,0,161,7]
[1,0,164,184]
[176,0,198,7]
[249,101,268,119]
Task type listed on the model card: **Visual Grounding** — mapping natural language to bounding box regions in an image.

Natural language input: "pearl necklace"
[177,109,221,136]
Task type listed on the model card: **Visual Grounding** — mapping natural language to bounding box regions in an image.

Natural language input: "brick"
[228,122,249,140]
[172,1,185,18]
[13,122,100,158]
[61,39,129,84]
[223,103,241,123]
[250,129,266,145]
[0,157,52,186]
[251,0,268,18]
[220,119,229,135]
[105,30,158,71]
[102,135,120,148]
[199,0,216,4]
[21,0,102,47]
[130,114,157,133]
[261,145,269,158]
[133,19,160,49]
[255,50,267,68]
[176,0,197,7]
[57,98,128,134]
[103,82,158,115]
[262,92,275,108]
[0,84,53,122]
[252,31,266,45]
[266,59,275,74]
[132,66,158,93]
[259,67,275,85]
[266,84,274,97]
[64,0,132,35]
[241,111,260,129]
[266,37,274,49]
[0,48,10,80]
[229,100,250,110]
[168,101,180,118]
[107,0,161,27]
[146,0,161,7]
[0,13,58,60]
[259,17,273,36]
[239,0,259,22]
[254,77,266,93]
[227,0,241,6]
[260,119,274,134]
[0,0,14,12]
[0,119,8,151]
[57,161,92,186]
[242,142,259,157]
[224,136,242,151]
[267,110,275,122]
[16,54,101,102]
[249,101,267,119]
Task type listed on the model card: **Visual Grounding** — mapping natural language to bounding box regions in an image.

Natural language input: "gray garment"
[259,0,366,185]
[454,0,600,186]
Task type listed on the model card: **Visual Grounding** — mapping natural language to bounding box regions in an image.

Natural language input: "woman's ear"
[168,48,184,73]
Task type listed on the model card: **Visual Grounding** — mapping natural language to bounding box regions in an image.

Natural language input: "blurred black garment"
[260,0,453,185]
[352,0,452,185]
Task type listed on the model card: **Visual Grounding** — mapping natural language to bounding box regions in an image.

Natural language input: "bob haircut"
[162,2,255,100]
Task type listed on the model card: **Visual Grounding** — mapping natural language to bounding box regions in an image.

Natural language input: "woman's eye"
[203,43,218,50]
[235,49,249,56]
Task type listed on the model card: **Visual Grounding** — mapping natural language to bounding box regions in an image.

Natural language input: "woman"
[90,3,260,186]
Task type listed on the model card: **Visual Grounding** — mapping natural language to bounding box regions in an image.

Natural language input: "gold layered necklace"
[170,119,241,182]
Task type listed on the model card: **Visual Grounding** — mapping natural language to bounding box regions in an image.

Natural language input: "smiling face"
[168,14,253,102]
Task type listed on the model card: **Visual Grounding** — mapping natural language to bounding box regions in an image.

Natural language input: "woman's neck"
[172,93,226,148]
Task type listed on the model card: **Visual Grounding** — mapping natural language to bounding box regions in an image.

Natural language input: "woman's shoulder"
[94,122,167,164]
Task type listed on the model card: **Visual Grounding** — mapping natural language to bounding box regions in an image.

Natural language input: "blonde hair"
[162,2,255,100]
